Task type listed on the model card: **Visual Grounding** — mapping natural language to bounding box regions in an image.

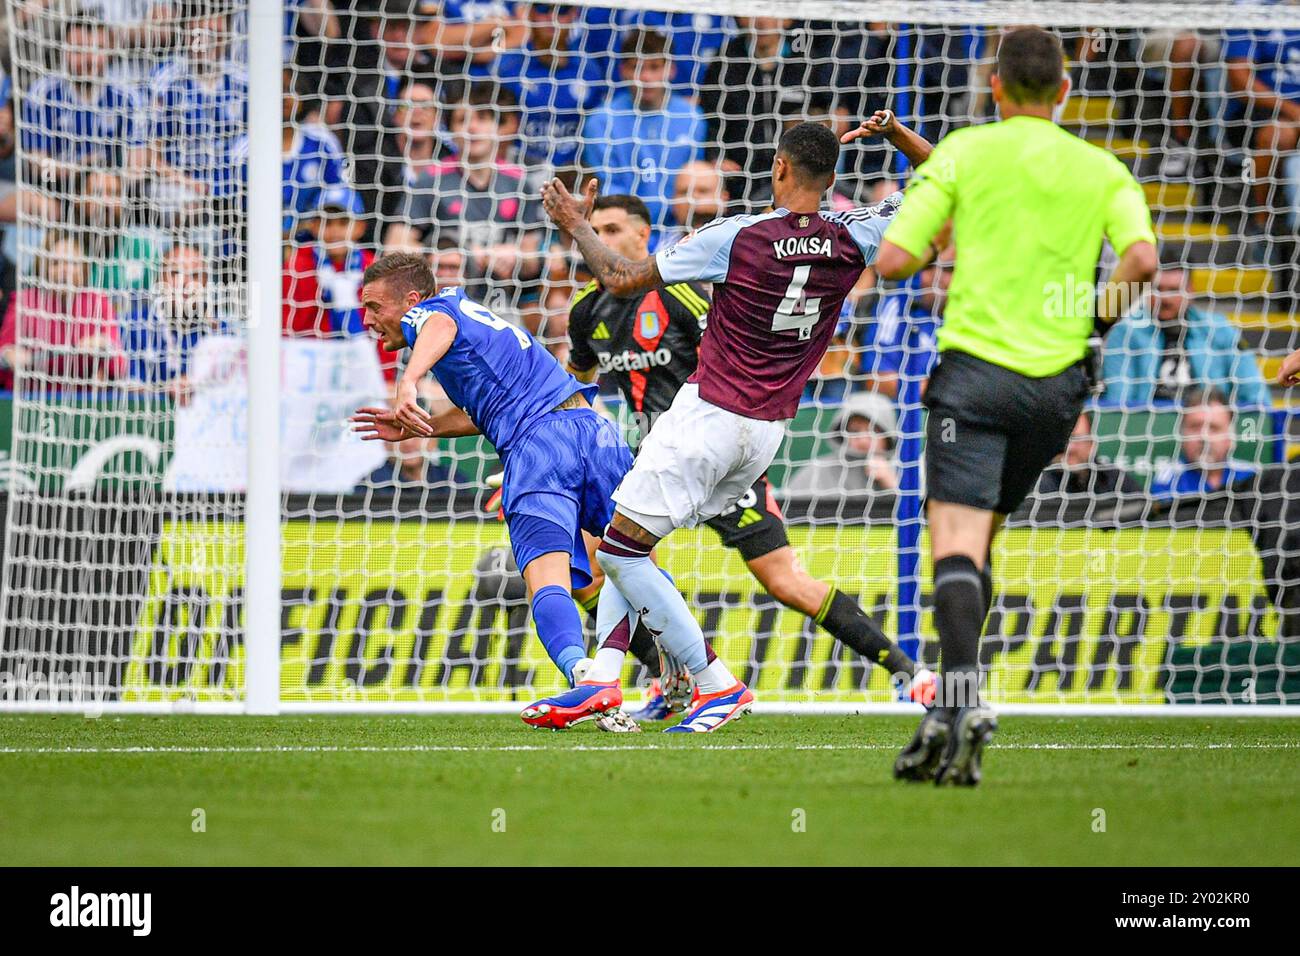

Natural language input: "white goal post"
[1,0,1299,715]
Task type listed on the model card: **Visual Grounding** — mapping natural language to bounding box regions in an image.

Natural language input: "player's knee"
[596,522,655,581]
[595,539,645,581]
[594,546,619,578]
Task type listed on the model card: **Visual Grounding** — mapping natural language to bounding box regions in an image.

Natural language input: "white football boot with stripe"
[664,681,755,733]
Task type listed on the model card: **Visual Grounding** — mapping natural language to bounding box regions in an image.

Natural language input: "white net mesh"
[1,0,254,706]
[1,0,1298,709]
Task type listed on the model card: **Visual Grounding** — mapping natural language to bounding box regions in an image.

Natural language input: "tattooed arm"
[542,178,662,298]
[565,219,663,298]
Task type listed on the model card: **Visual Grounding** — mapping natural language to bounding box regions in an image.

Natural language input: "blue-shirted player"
[579,27,707,231]
[492,4,612,170]
[283,71,349,236]
[350,252,639,729]
[860,274,943,397]
[1225,15,1300,236]
[149,9,248,201]
[21,17,147,179]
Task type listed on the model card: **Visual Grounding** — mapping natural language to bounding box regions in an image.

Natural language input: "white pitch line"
[0,742,1297,755]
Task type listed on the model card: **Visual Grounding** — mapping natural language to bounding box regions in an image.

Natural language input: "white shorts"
[611,383,787,539]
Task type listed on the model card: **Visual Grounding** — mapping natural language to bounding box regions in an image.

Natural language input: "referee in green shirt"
[874,27,1158,785]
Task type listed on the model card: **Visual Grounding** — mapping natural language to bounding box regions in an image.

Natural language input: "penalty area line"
[0,742,1298,755]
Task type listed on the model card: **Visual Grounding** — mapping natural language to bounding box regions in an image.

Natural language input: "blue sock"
[596,537,709,675]
[531,585,586,685]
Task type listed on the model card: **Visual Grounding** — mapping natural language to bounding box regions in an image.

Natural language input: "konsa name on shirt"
[772,236,833,259]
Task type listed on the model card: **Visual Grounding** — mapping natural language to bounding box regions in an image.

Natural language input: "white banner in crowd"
[164,336,388,493]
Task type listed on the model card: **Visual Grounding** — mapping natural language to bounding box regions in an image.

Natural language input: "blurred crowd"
[0,1,1296,507]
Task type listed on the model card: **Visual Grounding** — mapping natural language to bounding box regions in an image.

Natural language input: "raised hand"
[840,110,896,145]
[542,176,598,233]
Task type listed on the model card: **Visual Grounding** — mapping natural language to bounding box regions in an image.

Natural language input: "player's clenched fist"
[1279,348,1300,386]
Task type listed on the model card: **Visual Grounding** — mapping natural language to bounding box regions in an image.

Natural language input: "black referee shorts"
[704,473,791,562]
[924,350,1088,516]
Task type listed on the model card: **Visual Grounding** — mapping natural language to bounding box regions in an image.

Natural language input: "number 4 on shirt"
[772,265,821,340]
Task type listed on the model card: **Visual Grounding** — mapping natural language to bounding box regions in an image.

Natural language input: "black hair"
[377,0,419,23]
[64,7,110,38]
[592,193,652,226]
[776,122,840,184]
[997,27,1067,105]
[446,81,506,127]
[620,28,671,61]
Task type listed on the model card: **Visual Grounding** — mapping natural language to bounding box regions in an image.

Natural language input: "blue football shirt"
[20,75,144,166]
[1225,19,1300,101]
[150,59,249,198]
[493,46,610,167]
[400,287,596,454]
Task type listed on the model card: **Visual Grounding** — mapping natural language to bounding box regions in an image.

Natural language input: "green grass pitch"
[1,714,1297,866]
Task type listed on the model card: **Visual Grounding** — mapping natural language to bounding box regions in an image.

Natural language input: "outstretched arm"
[840,110,934,168]
[392,310,464,438]
[351,403,479,443]
[423,403,480,438]
[875,219,952,281]
[542,178,662,297]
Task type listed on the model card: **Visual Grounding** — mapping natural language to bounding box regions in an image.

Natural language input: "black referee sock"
[816,588,916,677]
[580,591,661,678]
[933,555,986,710]
[979,562,994,624]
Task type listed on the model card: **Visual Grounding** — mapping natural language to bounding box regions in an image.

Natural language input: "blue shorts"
[502,408,633,589]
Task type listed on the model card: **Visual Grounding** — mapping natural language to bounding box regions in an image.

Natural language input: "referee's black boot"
[893,707,952,782]
[934,704,998,787]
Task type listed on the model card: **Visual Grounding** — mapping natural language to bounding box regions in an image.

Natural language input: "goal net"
[2,0,1298,712]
